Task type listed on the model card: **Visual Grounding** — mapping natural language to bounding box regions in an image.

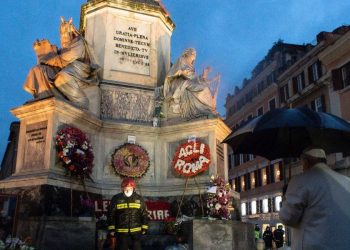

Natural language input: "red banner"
[94,199,173,221]
[146,201,174,221]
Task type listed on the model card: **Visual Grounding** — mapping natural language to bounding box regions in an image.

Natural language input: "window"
[274,163,281,182]
[247,114,253,121]
[241,176,245,191]
[262,168,267,185]
[257,81,265,94]
[243,154,250,163]
[311,95,326,112]
[234,154,241,167]
[251,201,257,215]
[235,177,241,192]
[262,199,269,213]
[257,106,263,116]
[280,84,289,103]
[241,203,247,216]
[308,61,322,83]
[332,61,350,90]
[269,98,276,110]
[228,154,232,170]
[293,72,305,94]
[341,65,350,88]
[250,172,255,189]
[275,196,282,212]
[267,71,276,85]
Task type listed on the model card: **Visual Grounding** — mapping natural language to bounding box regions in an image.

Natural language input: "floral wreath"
[206,175,233,220]
[172,140,211,177]
[111,143,150,178]
[55,126,94,180]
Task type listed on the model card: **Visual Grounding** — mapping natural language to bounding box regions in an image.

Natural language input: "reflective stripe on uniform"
[108,225,115,230]
[116,227,142,233]
[130,227,142,232]
[116,203,128,209]
[116,203,141,209]
[141,225,148,229]
[128,203,141,209]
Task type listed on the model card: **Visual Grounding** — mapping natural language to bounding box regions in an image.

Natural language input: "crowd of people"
[255,224,285,249]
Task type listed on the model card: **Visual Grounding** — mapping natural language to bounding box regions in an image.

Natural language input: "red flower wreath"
[55,127,94,180]
[111,143,150,178]
[172,140,211,177]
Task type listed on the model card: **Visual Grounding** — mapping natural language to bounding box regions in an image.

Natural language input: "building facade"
[225,42,310,232]
[225,25,350,241]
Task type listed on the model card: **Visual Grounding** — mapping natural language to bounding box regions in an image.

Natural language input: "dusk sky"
[1,0,350,160]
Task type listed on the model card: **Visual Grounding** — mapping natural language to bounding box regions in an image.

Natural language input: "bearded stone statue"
[23,17,100,109]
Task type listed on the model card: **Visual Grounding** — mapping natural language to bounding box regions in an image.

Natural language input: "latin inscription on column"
[111,18,151,75]
[23,121,48,171]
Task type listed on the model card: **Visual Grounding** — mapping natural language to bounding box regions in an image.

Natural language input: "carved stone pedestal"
[5,98,230,197]
[183,219,255,250]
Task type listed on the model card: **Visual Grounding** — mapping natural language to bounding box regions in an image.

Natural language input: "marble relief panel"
[101,88,154,122]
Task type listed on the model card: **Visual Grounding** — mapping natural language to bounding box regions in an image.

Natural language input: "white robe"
[279,163,350,250]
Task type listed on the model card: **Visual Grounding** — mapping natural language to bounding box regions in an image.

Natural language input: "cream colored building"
[225,42,310,229]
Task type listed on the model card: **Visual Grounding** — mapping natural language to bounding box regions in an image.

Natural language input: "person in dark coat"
[273,225,284,248]
[263,226,273,250]
[107,178,149,250]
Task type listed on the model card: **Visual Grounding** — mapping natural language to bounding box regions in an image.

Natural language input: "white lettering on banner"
[148,210,170,220]
[95,200,111,213]
[172,140,211,177]
[174,155,210,173]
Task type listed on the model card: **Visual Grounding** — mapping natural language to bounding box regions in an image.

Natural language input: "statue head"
[60,17,80,48]
[182,48,196,67]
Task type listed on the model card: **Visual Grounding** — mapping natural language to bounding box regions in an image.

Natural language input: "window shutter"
[270,164,275,183]
[257,169,262,187]
[247,173,251,190]
[254,171,258,188]
[272,197,276,212]
[292,77,298,94]
[317,60,323,78]
[279,162,284,181]
[332,68,343,90]
[310,100,316,111]
[266,167,270,184]
[321,95,326,112]
[308,65,313,84]
[279,88,285,103]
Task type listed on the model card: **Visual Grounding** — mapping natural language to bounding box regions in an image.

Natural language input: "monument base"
[183,219,255,250]
[17,216,95,250]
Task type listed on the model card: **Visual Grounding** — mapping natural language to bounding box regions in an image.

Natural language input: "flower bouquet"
[205,175,233,220]
[55,126,94,180]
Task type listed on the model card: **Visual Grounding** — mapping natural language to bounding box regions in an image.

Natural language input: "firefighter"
[107,178,149,250]
[107,178,148,250]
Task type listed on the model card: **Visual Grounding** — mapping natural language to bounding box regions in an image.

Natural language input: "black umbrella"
[223,107,350,160]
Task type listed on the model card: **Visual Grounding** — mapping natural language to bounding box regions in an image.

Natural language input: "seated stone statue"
[163,48,220,119]
[23,17,99,109]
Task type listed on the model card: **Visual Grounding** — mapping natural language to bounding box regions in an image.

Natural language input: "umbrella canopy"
[223,107,350,160]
